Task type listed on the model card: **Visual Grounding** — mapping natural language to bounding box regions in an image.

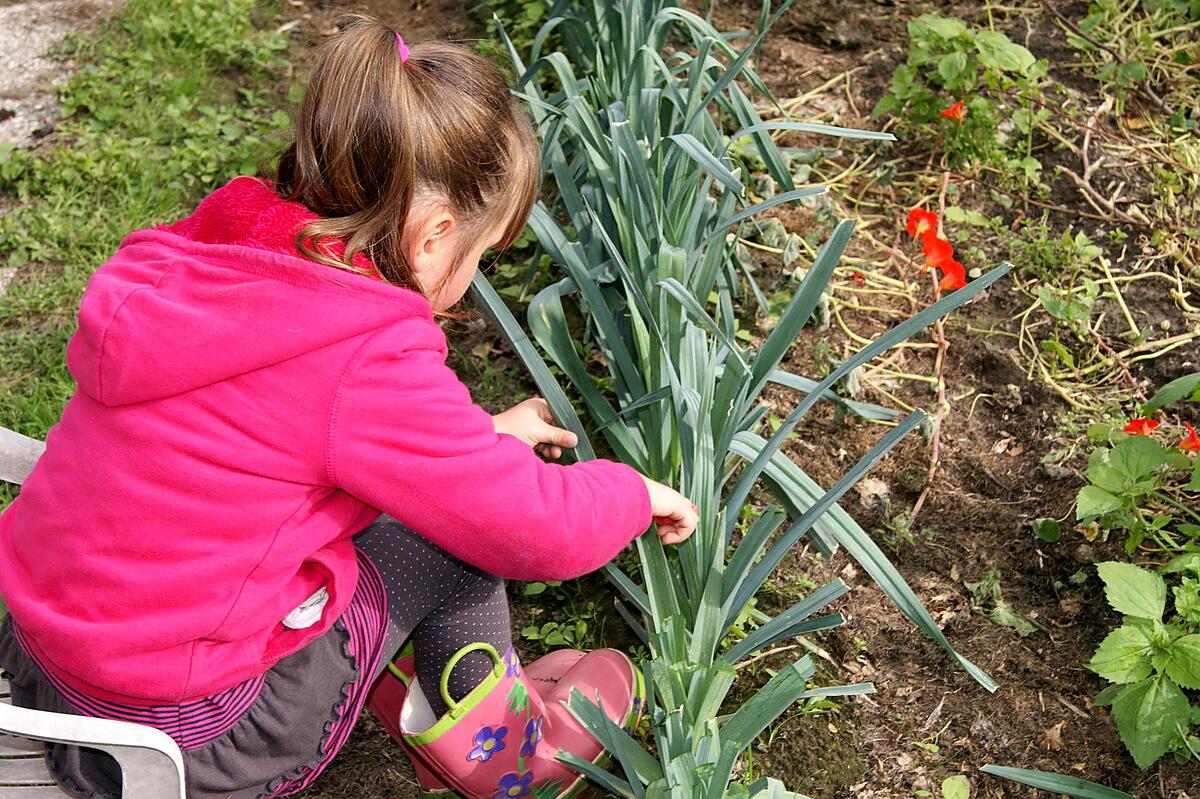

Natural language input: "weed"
[519,580,603,652]
[479,0,549,55]
[1062,0,1200,127]
[1089,560,1200,768]
[964,567,1036,638]
[873,15,1049,184]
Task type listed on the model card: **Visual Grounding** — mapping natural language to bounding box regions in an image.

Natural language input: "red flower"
[906,208,966,290]
[1124,418,1160,436]
[1180,423,1200,452]
[922,235,955,269]
[906,207,938,239]
[938,259,967,291]
[942,100,966,122]
[849,271,866,283]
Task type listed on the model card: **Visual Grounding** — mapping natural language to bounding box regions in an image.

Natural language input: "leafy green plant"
[1073,374,1200,554]
[1167,553,1200,629]
[1037,278,1099,349]
[523,618,591,649]
[469,1,1011,795]
[479,0,552,55]
[520,580,602,652]
[1088,561,1200,767]
[873,15,1048,180]
[1015,224,1104,279]
[1075,429,1199,552]
[1143,372,1200,412]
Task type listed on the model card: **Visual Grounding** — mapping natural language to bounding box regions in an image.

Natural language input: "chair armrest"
[0,426,44,486]
[0,703,185,799]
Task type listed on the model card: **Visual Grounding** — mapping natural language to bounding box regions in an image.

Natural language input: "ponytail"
[270,15,540,292]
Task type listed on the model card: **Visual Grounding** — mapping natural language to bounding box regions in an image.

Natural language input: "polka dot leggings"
[353,516,513,718]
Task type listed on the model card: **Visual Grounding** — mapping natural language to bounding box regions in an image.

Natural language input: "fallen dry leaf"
[1043,720,1066,751]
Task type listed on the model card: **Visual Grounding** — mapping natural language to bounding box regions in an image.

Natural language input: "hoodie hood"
[67,176,434,406]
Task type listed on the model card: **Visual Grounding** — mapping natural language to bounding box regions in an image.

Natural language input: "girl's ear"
[406,205,458,278]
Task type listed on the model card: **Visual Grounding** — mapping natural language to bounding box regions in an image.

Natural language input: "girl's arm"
[326,320,653,581]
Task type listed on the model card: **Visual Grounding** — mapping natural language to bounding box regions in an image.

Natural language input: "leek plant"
[470,2,1010,795]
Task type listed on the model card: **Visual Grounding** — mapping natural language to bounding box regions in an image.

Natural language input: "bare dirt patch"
[0,0,126,148]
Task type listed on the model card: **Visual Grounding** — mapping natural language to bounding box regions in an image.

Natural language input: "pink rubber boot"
[367,646,587,797]
[375,643,643,799]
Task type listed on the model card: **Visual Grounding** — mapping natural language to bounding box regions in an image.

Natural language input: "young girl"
[0,16,697,799]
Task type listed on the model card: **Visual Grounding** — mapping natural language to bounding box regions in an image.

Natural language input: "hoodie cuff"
[595,458,653,539]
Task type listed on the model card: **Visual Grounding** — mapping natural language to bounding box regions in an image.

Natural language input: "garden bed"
[691,2,1196,795]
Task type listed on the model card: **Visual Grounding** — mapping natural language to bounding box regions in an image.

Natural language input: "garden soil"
[706,2,1196,797]
[0,0,126,149]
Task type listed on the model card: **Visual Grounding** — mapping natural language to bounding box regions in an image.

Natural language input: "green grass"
[0,0,292,506]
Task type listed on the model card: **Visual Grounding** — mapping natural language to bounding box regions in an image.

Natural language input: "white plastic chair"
[1,425,187,798]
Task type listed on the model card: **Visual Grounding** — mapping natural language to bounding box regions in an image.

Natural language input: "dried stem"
[910,171,953,523]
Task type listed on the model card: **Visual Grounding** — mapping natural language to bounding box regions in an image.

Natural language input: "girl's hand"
[492,397,578,459]
[642,475,699,545]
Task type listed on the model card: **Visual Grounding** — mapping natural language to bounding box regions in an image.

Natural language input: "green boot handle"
[440,642,505,719]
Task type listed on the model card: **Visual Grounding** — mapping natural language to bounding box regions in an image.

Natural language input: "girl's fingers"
[644,477,699,544]
[658,527,688,545]
[540,421,578,449]
[655,511,697,545]
[530,397,555,424]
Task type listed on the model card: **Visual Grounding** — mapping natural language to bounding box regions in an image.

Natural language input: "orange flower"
[1124,418,1160,436]
[906,207,938,239]
[938,259,967,291]
[1180,423,1200,452]
[906,208,966,289]
[942,100,966,122]
[922,235,955,270]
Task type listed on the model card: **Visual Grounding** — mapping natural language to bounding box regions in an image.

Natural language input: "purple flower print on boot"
[467,725,507,762]
[519,715,544,757]
[492,771,533,799]
[503,645,521,677]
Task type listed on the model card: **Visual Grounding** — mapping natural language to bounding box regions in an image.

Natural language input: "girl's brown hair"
[269,15,540,291]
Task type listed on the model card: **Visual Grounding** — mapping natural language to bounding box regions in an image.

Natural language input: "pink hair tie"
[395,32,410,64]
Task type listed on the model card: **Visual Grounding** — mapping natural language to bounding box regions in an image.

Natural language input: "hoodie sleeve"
[326,320,652,581]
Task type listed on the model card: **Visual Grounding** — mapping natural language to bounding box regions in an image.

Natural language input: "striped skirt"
[0,548,389,799]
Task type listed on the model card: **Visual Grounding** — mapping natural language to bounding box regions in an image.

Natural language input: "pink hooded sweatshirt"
[0,176,651,705]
